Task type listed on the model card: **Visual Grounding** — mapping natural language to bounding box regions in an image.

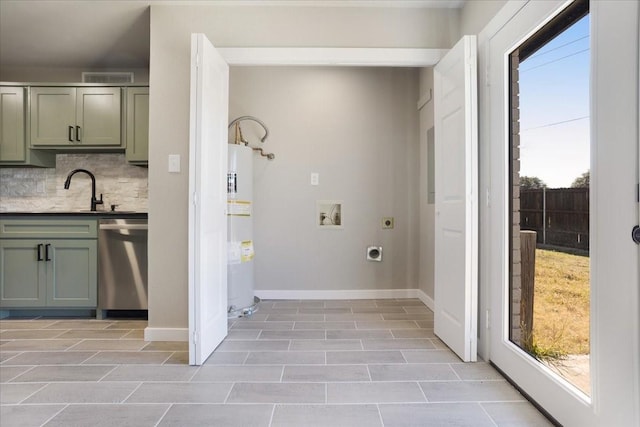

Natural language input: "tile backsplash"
[0,154,148,212]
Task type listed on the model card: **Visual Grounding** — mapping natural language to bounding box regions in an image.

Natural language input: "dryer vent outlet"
[367,246,382,262]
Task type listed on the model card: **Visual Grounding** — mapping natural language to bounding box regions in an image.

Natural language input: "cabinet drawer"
[0,220,97,239]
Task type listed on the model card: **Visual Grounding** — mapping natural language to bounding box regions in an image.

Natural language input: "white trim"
[144,327,189,342]
[255,288,423,300]
[416,289,435,311]
[218,48,448,67]
[153,1,466,9]
[417,88,432,111]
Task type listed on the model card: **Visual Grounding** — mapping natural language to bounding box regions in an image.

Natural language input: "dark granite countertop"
[0,211,148,219]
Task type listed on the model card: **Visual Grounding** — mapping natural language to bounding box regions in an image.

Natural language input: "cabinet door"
[0,240,46,307]
[125,87,149,164]
[0,87,26,161]
[46,239,97,307]
[30,87,76,146]
[76,87,121,146]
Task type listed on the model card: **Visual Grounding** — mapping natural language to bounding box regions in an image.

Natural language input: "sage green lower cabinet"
[0,219,98,309]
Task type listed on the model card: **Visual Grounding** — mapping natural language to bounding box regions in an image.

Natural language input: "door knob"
[632,225,640,244]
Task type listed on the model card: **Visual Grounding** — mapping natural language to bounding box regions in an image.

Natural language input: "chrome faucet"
[63,169,103,211]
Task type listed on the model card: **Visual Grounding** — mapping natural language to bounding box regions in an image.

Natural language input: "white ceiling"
[0,0,465,70]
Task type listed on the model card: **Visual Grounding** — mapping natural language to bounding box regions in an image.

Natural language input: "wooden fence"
[520,187,589,250]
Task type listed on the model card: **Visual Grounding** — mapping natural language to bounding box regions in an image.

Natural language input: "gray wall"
[230,66,419,292]
[148,4,456,331]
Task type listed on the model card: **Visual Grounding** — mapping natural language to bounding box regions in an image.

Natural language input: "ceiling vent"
[82,72,134,84]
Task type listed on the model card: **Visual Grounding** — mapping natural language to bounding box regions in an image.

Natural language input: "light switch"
[168,154,181,173]
[311,173,319,186]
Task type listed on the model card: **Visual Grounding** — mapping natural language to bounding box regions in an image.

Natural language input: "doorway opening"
[508,0,590,395]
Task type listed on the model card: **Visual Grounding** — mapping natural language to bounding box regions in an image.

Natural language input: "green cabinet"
[30,87,122,148]
[125,87,149,164]
[0,87,55,167]
[0,219,98,308]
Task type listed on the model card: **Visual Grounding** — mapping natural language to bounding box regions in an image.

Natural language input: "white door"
[188,33,229,365]
[487,1,640,425]
[433,35,478,363]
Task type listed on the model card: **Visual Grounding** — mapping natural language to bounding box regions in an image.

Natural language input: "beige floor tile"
[231,321,294,330]
[416,320,435,328]
[420,380,526,402]
[216,339,290,352]
[45,320,113,329]
[369,364,458,381]
[391,329,437,338]
[83,351,172,365]
[0,351,21,362]
[293,321,356,330]
[0,382,46,404]
[259,330,325,340]
[402,349,464,364]
[272,404,382,427]
[11,365,114,382]
[326,330,393,340]
[102,364,198,381]
[282,365,370,382]
[2,351,96,365]
[55,329,131,339]
[352,306,406,313]
[225,329,261,340]
[126,382,232,403]
[192,365,283,382]
[121,329,145,339]
[227,382,325,403]
[327,382,426,403]
[289,339,362,351]
[158,403,273,427]
[379,403,496,426]
[324,300,378,308]
[0,339,80,351]
[0,404,66,427]
[326,350,405,364]
[23,381,139,403]
[245,351,325,365]
[297,308,352,314]
[203,351,248,365]
[0,320,58,330]
[45,403,169,427]
[141,341,189,351]
[69,339,147,351]
[164,351,189,364]
[451,362,505,380]
[266,313,324,321]
[1,366,33,382]
[105,320,148,330]
[0,329,67,339]
[382,313,434,320]
[362,338,436,350]
[356,320,419,329]
[482,402,555,426]
[324,313,384,321]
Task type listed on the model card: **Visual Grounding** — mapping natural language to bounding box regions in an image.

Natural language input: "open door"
[433,35,478,362]
[188,33,229,365]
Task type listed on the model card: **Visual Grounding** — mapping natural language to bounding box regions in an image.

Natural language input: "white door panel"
[486,1,639,425]
[188,33,229,366]
[434,35,478,363]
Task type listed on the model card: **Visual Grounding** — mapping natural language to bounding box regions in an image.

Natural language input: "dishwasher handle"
[99,224,148,231]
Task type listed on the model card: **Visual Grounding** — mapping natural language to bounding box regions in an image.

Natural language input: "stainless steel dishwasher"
[98,218,148,313]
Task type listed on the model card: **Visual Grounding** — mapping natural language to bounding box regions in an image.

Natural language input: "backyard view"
[510,5,591,395]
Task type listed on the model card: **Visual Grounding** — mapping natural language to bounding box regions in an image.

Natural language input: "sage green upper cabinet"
[30,87,122,148]
[125,87,149,165]
[0,87,55,167]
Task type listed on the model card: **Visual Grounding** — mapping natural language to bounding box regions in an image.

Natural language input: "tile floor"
[0,299,553,426]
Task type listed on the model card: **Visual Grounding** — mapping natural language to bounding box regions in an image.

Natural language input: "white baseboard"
[255,288,432,301]
[144,327,188,342]
[416,289,435,311]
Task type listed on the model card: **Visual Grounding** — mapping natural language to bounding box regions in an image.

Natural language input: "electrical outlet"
[382,217,394,229]
[311,173,319,186]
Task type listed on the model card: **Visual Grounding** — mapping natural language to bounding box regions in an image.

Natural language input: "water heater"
[227,144,256,317]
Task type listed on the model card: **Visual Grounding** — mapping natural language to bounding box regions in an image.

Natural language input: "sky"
[518,14,590,188]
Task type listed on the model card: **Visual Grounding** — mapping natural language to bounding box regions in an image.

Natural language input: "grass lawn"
[532,248,590,356]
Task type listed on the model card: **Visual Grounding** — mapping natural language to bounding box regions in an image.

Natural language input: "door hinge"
[192,330,199,345]
[192,192,198,206]
[485,309,490,329]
